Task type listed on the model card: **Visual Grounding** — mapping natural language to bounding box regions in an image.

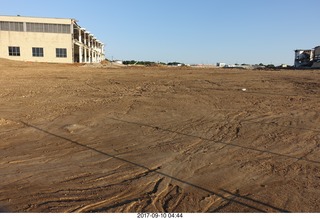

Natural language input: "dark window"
[0,21,24,31]
[32,47,44,57]
[8,47,20,56]
[56,48,67,58]
[26,23,70,34]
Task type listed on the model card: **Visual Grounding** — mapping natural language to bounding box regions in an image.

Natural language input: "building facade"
[294,46,320,68]
[0,15,105,63]
[294,49,314,68]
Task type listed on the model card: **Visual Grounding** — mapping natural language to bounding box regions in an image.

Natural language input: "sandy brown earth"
[0,59,319,213]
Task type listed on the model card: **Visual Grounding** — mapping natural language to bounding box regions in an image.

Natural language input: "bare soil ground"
[0,59,319,213]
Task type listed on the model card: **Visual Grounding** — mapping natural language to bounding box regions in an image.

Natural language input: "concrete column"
[79,46,83,63]
[84,48,87,63]
[89,36,93,48]
[78,28,82,43]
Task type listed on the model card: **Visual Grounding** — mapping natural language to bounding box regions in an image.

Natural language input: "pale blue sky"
[2,0,320,65]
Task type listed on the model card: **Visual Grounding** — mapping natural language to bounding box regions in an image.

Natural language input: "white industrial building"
[0,15,105,63]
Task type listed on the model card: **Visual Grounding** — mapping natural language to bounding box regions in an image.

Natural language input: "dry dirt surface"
[0,59,319,213]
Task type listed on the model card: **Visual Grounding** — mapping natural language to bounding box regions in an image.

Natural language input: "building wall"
[0,31,73,63]
[0,16,73,63]
[314,46,320,59]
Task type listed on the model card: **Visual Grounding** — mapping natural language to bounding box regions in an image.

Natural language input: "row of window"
[0,21,71,34]
[8,46,67,58]
[0,21,23,31]
[27,22,70,34]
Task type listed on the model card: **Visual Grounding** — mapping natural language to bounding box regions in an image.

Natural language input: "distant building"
[294,49,314,68]
[113,60,123,65]
[294,45,320,68]
[0,15,105,63]
[216,62,226,67]
[312,46,320,68]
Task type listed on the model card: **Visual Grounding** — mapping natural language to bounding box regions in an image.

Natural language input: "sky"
[1,0,320,65]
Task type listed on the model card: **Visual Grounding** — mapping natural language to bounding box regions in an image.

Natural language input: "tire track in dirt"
[14,120,291,212]
[107,117,320,165]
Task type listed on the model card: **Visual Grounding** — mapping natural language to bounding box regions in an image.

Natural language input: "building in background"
[0,15,105,63]
[312,46,320,68]
[294,49,314,68]
[216,62,226,67]
[294,46,320,68]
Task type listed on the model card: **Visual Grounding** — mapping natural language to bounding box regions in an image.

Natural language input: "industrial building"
[294,46,320,68]
[0,15,105,63]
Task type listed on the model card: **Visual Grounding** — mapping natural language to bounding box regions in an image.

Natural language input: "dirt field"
[0,59,319,213]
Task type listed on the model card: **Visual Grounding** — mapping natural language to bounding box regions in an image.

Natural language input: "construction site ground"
[0,59,319,212]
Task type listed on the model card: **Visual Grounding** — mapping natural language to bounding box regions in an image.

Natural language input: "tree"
[123,60,137,65]
[266,64,275,68]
